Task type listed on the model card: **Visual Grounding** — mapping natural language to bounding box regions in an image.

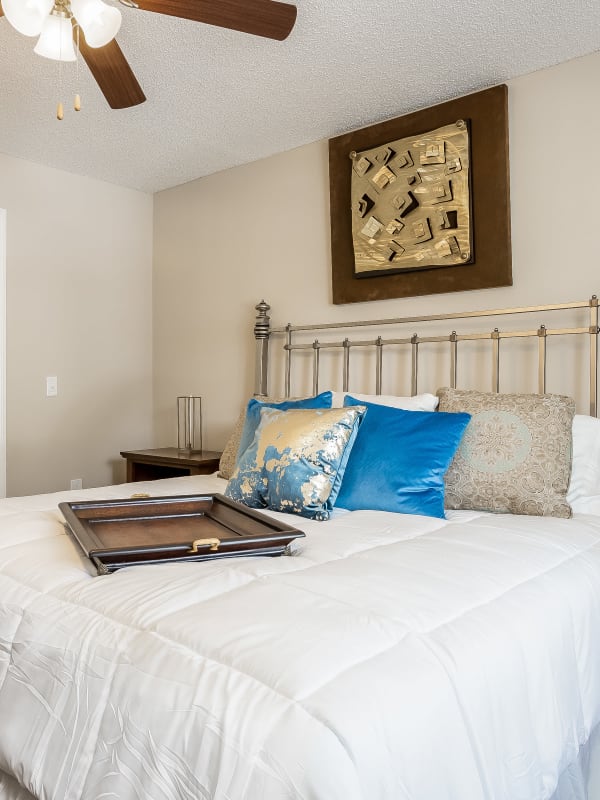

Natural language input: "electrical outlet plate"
[70,479,83,490]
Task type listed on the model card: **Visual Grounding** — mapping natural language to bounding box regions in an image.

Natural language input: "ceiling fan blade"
[78,34,146,109]
[134,0,297,41]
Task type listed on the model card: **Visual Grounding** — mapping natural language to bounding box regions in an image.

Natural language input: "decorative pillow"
[437,388,576,518]
[332,391,439,411]
[567,414,600,513]
[236,391,333,465]
[336,397,471,519]
[218,391,333,479]
[225,405,366,521]
[218,405,249,479]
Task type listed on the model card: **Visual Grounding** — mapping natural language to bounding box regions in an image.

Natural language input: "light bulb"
[3,0,54,37]
[34,13,77,61]
[70,0,122,48]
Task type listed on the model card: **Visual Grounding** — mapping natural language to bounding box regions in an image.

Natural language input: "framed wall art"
[329,84,511,304]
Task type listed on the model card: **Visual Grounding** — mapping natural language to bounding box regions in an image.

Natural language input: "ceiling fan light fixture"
[2,0,55,37]
[70,0,122,48]
[34,12,77,60]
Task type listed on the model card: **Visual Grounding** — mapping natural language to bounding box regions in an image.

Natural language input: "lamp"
[70,0,121,48]
[2,0,54,37]
[4,0,123,118]
[5,0,122,60]
[34,12,77,60]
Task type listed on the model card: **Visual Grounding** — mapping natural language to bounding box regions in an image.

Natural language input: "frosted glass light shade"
[34,14,77,61]
[70,0,122,48]
[3,0,54,37]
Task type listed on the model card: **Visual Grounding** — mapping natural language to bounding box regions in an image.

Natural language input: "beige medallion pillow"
[437,388,576,518]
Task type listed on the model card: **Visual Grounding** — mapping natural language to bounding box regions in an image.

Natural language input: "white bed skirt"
[2,722,599,800]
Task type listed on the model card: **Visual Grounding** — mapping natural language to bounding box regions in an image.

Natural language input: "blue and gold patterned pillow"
[225,405,366,521]
[235,391,333,465]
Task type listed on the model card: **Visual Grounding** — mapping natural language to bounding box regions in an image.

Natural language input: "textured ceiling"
[0,0,599,193]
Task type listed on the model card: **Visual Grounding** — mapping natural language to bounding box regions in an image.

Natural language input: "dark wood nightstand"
[120,448,222,482]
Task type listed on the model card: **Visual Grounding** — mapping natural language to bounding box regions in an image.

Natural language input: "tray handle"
[189,537,221,554]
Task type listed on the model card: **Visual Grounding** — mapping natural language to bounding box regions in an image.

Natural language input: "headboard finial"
[254,301,271,397]
[254,300,271,341]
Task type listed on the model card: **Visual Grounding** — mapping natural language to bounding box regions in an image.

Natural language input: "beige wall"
[1,154,154,495]
[8,48,598,497]
[153,50,600,449]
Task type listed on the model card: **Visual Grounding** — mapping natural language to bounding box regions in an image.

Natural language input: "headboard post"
[449,331,458,388]
[491,328,500,392]
[537,324,547,395]
[253,300,271,397]
[590,295,598,416]
[343,338,351,393]
[410,333,419,396]
[285,324,292,398]
[312,340,321,396]
[375,337,384,394]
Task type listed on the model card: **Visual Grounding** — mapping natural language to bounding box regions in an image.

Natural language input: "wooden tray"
[59,493,305,574]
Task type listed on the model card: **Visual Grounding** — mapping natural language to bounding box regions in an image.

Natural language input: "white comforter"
[0,473,600,800]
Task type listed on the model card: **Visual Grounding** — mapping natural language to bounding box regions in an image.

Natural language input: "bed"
[1,297,600,800]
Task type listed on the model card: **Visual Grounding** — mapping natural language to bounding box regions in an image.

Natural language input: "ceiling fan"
[0,0,297,111]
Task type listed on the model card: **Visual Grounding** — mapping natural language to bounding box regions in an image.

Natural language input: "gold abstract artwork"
[350,121,472,276]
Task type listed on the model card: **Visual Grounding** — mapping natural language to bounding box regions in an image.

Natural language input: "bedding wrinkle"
[56,635,121,799]
[83,650,362,799]
[0,770,37,800]
[90,715,213,800]
[0,608,123,800]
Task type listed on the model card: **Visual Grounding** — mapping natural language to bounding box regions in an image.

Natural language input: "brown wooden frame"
[329,84,512,304]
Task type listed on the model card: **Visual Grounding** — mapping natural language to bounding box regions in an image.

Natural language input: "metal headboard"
[253,296,600,416]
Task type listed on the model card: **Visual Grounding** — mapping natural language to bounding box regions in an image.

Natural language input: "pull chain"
[56,18,64,120]
[74,24,81,112]
[57,60,63,120]
[55,14,81,119]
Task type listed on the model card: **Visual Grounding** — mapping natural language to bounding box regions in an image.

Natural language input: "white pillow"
[331,391,439,411]
[567,414,600,514]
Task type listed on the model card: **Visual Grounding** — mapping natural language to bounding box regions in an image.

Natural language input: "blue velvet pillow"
[235,391,333,466]
[226,405,366,521]
[336,397,471,518]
